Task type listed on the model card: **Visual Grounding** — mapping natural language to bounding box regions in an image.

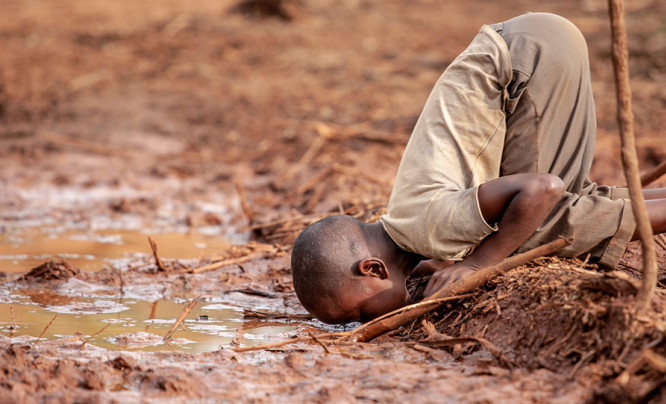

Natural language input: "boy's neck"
[363,222,424,277]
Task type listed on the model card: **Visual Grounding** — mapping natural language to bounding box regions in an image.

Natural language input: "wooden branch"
[640,160,666,187]
[655,234,666,251]
[354,238,570,342]
[344,294,475,341]
[35,314,58,345]
[184,251,263,274]
[309,332,332,353]
[615,348,666,385]
[148,237,170,272]
[282,128,329,183]
[608,0,657,309]
[232,331,348,353]
[234,179,254,224]
[419,336,513,368]
[9,304,16,330]
[78,324,110,350]
[643,349,666,372]
[163,299,198,341]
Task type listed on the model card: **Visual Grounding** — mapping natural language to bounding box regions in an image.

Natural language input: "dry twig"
[9,304,16,329]
[78,324,110,350]
[185,251,265,274]
[616,348,666,385]
[232,331,349,353]
[655,234,666,251]
[148,237,170,272]
[420,336,513,368]
[608,0,657,309]
[163,299,198,341]
[309,332,332,353]
[35,314,58,345]
[234,179,254,224]
[282,125,330,182]
[641,160,666,187]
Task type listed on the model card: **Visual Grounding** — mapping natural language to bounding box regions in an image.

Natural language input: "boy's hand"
[423,262,478,297]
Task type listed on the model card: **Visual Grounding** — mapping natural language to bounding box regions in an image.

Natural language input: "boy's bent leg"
[492,12,596,193]
[492,14,637,267]
[517,188,635,268]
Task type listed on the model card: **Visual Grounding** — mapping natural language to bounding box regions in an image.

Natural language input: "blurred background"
[0,0,664,270]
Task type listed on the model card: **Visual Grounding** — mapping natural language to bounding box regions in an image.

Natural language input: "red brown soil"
[1,0,665,402]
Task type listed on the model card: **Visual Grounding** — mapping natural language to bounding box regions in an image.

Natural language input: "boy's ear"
[358,258,389,279]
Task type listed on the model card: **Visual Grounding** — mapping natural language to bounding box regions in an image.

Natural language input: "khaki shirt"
[380,25,510,261]
[381,13,636,268]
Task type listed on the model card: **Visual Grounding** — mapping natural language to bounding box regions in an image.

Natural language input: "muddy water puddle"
[0,227,311,352]
[0,228,235,273]
[0,294,303,353]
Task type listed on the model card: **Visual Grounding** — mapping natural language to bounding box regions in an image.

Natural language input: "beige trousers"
[490,13,635,267]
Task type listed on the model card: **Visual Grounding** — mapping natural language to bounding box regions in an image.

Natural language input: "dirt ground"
[1,0,666,402]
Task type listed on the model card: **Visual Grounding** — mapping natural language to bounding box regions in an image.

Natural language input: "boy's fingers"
[424,271,451,297]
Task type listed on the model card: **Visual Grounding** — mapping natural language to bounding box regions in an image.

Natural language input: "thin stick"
[234,179,254,224]
[655,234,666,251]
[608,0,657,310]
[149,300,159,319]
[9,304,16,337]
[641,160,666,187]
[232,332,348,353]
[39,131,127,157]
[420,336,512,367]
[342,293,475,341]
[354,238,570,342]
[117,266,125,297]
[185,252,264,274]
[239,212,334,232]
[309,332,332,353]
[297,166,333,194]
[331,163,389,186]
[148,237,169,272]
[9,304,16,329]
[282,132,328,182]
[78,323,110,350]
[35,314,58,345]
[643,348,666,372]
[163,299,198,341]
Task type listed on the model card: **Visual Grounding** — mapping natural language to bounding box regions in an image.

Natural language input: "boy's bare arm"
[423,173,565,297]
[635,196,666,239]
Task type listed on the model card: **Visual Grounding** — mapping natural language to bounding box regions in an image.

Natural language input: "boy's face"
[316,277,410,324]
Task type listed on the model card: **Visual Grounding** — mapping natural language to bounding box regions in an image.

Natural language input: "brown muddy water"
[0,296,299,353]
[0,228,233,273]
[0,228,312,353]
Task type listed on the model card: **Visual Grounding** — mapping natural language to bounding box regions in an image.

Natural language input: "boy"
[291,13,666,324]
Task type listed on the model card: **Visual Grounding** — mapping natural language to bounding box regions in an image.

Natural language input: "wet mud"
[1,0,666,402]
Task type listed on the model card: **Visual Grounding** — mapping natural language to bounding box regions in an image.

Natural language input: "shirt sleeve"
[380,25,512,261]
[425,186,498,260]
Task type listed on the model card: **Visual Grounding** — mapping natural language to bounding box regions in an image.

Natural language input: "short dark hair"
[290,215,366,316]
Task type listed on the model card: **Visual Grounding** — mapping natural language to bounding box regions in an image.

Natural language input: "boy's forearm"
[423,174,565,296]
[467,174,565,268]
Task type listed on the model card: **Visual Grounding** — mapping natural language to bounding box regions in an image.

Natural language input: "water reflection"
[0,295,298,353]
[0,229,233,273]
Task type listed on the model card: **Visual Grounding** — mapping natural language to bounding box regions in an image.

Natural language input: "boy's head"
[291,215,411,324]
